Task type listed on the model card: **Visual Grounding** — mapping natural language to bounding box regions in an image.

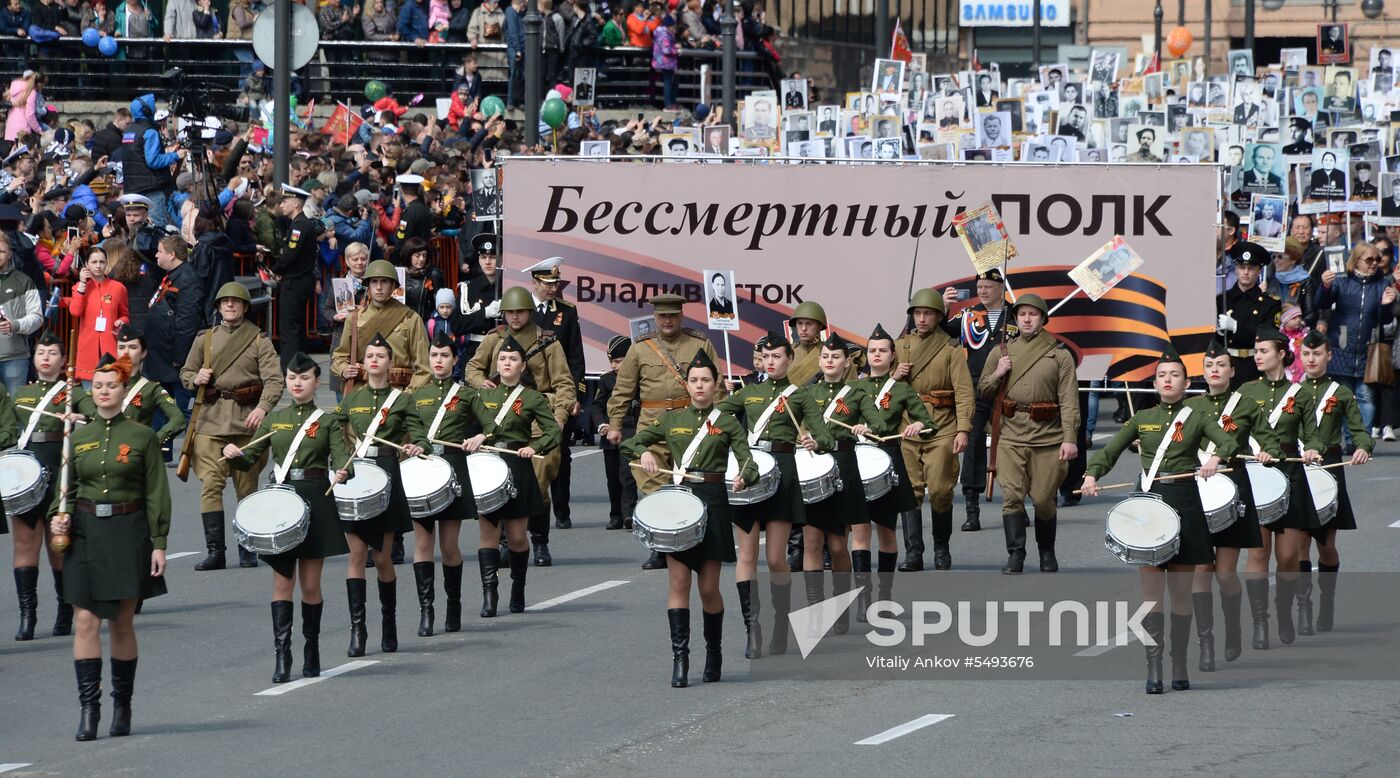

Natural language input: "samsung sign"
[960,0,1071,27]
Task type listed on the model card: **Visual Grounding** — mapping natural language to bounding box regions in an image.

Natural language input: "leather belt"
[835,440,857,451]
[1324,446,1343,456]
[641,397,689,411]
[76,499,142,518]
[490,440,529,452]
[753,441,796,454]
[919,391,955,408]
[431,444,446,455]
[29,431,63,443]
[1227,347,1253,358]
[685,471,726,483]
[287,468,328,481]
[1279,443,1300,456]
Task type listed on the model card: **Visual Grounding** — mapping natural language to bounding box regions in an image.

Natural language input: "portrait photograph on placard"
[1318,23,1350,65]
[572,67,596,106]
[781,78,809,111]
[1069,236,1144,301]
[1325,66,1357,112]
[1350,158,1380,205]
[701,125,730,155]
[1379,172,1400,221]
[629,315,657,342]
[871,58,906,97]
[1250,195,1287,251]
[952,202,1016,274]
[703,269,739,331]
[579,140,611,159]
[471,167,501,221]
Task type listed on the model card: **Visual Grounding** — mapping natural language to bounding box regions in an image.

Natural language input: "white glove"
[1217,313,1237,333]
[485,300,501,318]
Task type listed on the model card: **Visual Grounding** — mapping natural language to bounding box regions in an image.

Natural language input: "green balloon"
[364,80,387,102]
[541,97,567,129]
[481,96,506,118]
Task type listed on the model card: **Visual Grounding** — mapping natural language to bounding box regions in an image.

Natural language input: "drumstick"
[369,435,432,460]
[431,437,468,450]
[479,443,545,460]
[877,428,936,442]
[221,429,278,459]
[27,408,86,425]
[1234,454,1310,462]
[1073,467,1237,494]
[628,462,705,483]
[825,418,882,443]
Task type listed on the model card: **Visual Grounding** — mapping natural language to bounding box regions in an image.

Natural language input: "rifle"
[176,328,214,482]
[343,292,366,396]
[48,324,79,553]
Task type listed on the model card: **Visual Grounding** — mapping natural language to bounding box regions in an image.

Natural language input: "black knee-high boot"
[13,566,38,641]
[1193,592,1215,672]
[378,578,398,652]
[1001,512,1027,574]
[508,549,529,613]
[668,608,690,688]
[930,510,953,570]
[787,525,804,572]
[736,580,762,659]
[803,572,824,639]
[702,610,723,683]
[1316,562,1340,632]
[898,510,924,572]
[851,550,872,625]
[52,568,73,636]
[1033,513,1058,572]
[442,562,463,632]
[769,580,791,655]
[74,658,102,741]
[271,600,294,683]
[108,657,136,737]
[1245,577,1270,650]
[1274,575,1296,645]
[301,601,322,678]
[1169,612,1193,690]
[877,551,898,604]
[413,561,435,637]
[1296,560,1314,636]
[194,512,226,570]
[346,578,368,657]
[1221,588,1243,662]
[832,571,851,635]
[478,549,500,617]
[1143,611,1164,695]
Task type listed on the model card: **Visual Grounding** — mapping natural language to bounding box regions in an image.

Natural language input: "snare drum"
[400,455,463,518]
[794,449,843,504]
[1104,493,1182,567]
[726,450,779,505]
[234,485,311,555]
[0,450,48,515]
[855,444,898,500]
[632,486,708,553]
[1196,474,1241,534]
[1305,465,1338,526]
[466,453,517,514]
[1245,462,1290,525]
[332,459,391,521]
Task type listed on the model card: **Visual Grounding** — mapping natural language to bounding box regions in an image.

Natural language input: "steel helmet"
[906,287,946,316]
[499,286,535,312]
[365,260,400,284]
[789,300,828,327]
[214,282,251,305]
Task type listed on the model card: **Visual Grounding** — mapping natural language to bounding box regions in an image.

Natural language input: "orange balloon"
[1166,26,1193,58]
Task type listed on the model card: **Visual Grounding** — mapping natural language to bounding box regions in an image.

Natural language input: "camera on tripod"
[162,67,251,135]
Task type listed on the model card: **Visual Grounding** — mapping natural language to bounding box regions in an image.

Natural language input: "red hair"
[94,354,134,384]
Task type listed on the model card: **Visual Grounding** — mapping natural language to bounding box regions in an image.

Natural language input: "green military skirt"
[1212,465,1263,549]
[262,476,351,577]
[1270,460,1322,533]
[1313,450,1356,535]
[64,507,167,620]
[804,448,869,530]
[734,451,806,533]
[417,448,478,525]
[343,452,415,543]
[865,441,915,528]
[482,450,545,524]
[668,482,738,571]
[1151,480,1215,567]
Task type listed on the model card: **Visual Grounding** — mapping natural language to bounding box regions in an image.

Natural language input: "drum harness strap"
[19,380,67,448]
[427,382,463,441]
[1202,392,1243,460]
[675,409,723,485]
[748,384,800,447]
[821,385,853,421]
[275,410,325,484]
[642,338,688,390]
[1142,406,1193,490]
[121,377,150,414]
[356,389,402,458]
[1247,383,1302,455]
[493,385,526,428]
[1314,381,1339,427]
[875,377,896,410]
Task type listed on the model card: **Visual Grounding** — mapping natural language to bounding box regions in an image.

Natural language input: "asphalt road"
[2,399,1399,777]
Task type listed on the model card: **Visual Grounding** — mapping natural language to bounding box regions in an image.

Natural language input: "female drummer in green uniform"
[1236,326,1323,647]
[461,335,560,617]
[716,331,835,658]
[409,331,479,636]
[49,354,170,740]
[223,353,352,683]
[624,350,758,687]
[852,324,937,618]
[114,324,185,452]
[334,334,429,656]
[0,381,17,547]
[11,331,93,640]
[1294,331,1372,634]
[1081,350,1237,694]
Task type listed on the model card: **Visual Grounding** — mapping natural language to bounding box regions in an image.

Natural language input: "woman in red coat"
[68,245,130,384]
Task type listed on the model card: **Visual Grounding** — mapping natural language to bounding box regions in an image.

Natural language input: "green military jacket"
[121,369,185,444]
[1237,377,1323,457]
[0,383,16,448]
[13,379,96,439]
[853,373,939,438]
[1295,375,1373,453]
[622,404,760,482]
[51,413,172,549]
[1087,399,1240,480]
[335,383,431,455]
[806,379,881,443]
[467,382,562,453]
[412,376,481,446]
[716,377,836,449]
[230,401,349,477]
[1186,389,1264,460]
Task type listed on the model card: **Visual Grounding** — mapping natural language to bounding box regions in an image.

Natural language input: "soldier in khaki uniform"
[605,293,724,570]
[465,286,575,566]
[977,294,1079,574]
[787,301,857,386]
[332,260,432,393]
[180,282,286,570]
[895,289,974,572]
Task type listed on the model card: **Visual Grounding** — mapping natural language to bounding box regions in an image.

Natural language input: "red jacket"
[69,277,130,380]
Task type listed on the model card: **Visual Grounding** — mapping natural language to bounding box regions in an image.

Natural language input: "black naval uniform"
[458,273,501,365]
[393,198,434,262]
[592,368,640,529]
[941,301,1008,524]
[1217,283,1281,387]
[534,297,586,529]
[272,214,325,370]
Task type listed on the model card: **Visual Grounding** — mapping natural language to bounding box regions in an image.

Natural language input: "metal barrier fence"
[2,37,772,109]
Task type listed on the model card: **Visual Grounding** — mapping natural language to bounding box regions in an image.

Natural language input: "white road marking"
[854,714,955,745]
[254,660,378,696]
[165,551,201,560]
[573,449,603,459]
[525,580,629,611]
[0,765,33,774]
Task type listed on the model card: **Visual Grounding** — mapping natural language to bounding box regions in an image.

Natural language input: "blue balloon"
[82,28,101,47]
[98,35,117,57]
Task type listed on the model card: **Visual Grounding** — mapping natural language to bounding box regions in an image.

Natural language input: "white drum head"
[1197,473,1236,507]
[635,489,705,531]
[236,489,306,534]
[1107,497,1181,549]
[794,450,835,479]
[0,452,42,497]
[1305,465,1338,505]
[855,445,892,477]
[1245,462,1288,500]
[467,453,511,489]
[726,450,776,480]
[335,461,389,499]
[401,455,453,499]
